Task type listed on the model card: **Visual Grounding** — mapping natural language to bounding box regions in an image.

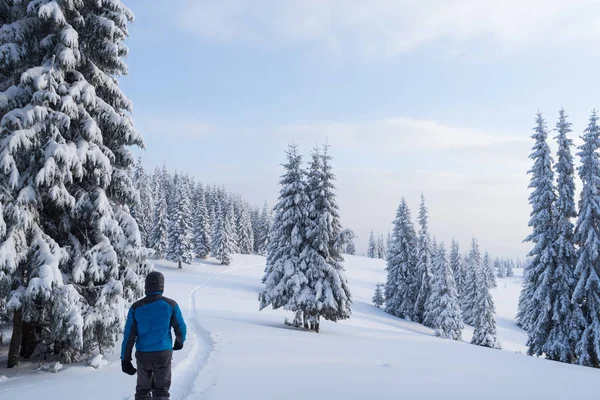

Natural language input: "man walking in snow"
[121,271,187,399]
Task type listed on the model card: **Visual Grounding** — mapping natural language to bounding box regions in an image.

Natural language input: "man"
[121,271,187,400]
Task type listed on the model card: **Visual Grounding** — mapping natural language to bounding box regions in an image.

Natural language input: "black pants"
[135,352,172,400]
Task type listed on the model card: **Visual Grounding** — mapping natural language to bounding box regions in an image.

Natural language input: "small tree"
[367,231,377,258]
[373,284,385,308]
[471,271,501,349]
[429,244,463,340]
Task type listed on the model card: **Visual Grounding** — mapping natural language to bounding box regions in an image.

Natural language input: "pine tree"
[367,231,377,258]
[428,243,463,340]
[373,284,384,308]
[299,145,352,330]
[495,258,507,279]
[213,202,235,265]
[573,110,600,367]
[167,179,194,269]
[193,184,211,259]
[236,202,254,254]
[471,264,501,349]
[150,193,169,259]
[415,194,433,325]
[0,1,149,366]
[131,158,154,248]
[538,108,580,363]
[450,240,465,300]
[385,198,418,320]
[345,237,356,255]
[256,202,272,255]
[462,239,482,325]
[518,113,557,335]
[376,234,386,259]
[260,144,309,312]
[482,252,497,289]
[506,259,515,278]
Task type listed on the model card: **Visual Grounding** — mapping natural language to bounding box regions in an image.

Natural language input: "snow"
[0,254,599,399]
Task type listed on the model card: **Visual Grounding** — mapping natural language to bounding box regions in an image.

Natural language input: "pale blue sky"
[122,0,600,258]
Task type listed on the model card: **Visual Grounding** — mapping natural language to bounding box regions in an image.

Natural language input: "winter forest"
[0,1,600,399]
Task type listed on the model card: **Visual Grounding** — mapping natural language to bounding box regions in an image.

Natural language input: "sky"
[122,0,600,258]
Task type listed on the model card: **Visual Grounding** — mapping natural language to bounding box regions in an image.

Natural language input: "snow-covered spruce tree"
[130,158,154,248]
[193,184,211,259]
[450,239,465,300]
[345,237,356,255]
[495,258,507,279]
[533,108,580,363]
[260,144,309,312]
[367,231,377,258]
[518,113,557,334]
[415,194,433,325]
[213,202,235,265]
[236,202,254,254]
[386,232,392,259]
[462,239,482,325]
[373,283,384,308]
[429,243,463,340]
[506,259,515,277]
[573,110,600,368]
[471,265,501,349]
[298,145,352,331]
[256,202,272,255]
[482,252,497,289]
[0,1,150,366]
[385,198,418,320]
[150,192,169,259]
[376,234,386,259]
[166,178,194,269]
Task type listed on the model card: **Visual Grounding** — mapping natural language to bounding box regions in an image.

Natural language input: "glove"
[173,339,184,351]
[121,360,137,376]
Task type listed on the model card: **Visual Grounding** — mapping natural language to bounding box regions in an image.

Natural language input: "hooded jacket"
[121,272,187,361]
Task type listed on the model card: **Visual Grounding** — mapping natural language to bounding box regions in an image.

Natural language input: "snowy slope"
[1,254,598,399]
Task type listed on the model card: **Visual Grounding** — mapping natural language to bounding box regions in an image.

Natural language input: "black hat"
[145,271,164,294]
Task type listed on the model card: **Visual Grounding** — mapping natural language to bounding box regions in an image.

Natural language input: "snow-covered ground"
[1,254,599,399]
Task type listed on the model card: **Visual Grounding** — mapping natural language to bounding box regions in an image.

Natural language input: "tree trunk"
[315,316,320,334]
[20,320,36,358]
[303,314,309,329]
[178,261,182,269]
[7,309,23,368]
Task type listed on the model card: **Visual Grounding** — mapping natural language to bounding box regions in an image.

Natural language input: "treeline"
[130,160,272,267]
[260,144,353,333]
[366,231,390,259]
[378,195,519,349]
[520,109,600,368]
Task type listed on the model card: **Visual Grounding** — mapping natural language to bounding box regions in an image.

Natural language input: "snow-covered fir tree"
[235,201,254,255]
[450,239,466,300]
[573,110,600,367]
[462,239,482,326]
[298,145,352,331]
[495,258,507,278]
[212,202,236,265]
[385,198,418,320]
[373,283,385,308]
[260,144,310,312]
[518,113,557,334]
[345,237,356,255]
[166,178,194,269]
[415,194,433,325]
[506,259,515,278]
[471,264,501,349]
[131,158,154,248]
[429,243,463,340]
[255,202,272,255]
[367,231,377,258]
[193,184,212,259]
[150,192,169,259]
[482,252,497,289]
[0,1,150,366]
[533,108,580,363]
[376,234,386,259]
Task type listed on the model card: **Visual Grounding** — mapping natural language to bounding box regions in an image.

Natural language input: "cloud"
[177,0,600,57]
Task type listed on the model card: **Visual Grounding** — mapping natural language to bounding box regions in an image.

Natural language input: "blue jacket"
[121,293,187,361]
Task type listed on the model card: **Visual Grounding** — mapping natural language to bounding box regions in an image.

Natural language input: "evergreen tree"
[367,231,377,258]
[167,179,194,269]
[373,284,384,308]
[482,252,497,289]
[256,202,272,255]
[376,234,386,259]
[573,110,600,367]
[386,232,392,259]
[518,113,557,335]
[299,145,352,330]
[462,239,482,325]
[536,108,580,363]
[450,239,465,300]
[0,1,149,366]
[260,144,309,312]
[193,184,211,259]
[213,202,235,265]
[345,237,356,255]
[131,158,154,248]
[471,266,501,349]
[236,202,254,254]
[385,198,418,320]
[150,193,169,259]
[415,194,433,325]
[428,243,463,340]
[506,259,515,277]
[495,258,507,279]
